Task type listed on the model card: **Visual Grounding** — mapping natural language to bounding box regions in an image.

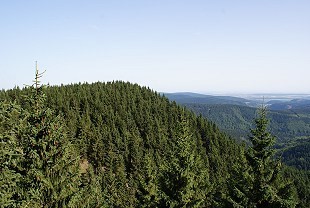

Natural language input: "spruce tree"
[0,102,25,207]
[246,106,297,208]
[226,106,298,208]
[225,145,254,208]
[70,163,108,208]
[136,151,161,208]
[18,68,81,207]
[160,111,210,207]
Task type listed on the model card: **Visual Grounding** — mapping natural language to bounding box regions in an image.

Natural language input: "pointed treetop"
[33,61,46,92]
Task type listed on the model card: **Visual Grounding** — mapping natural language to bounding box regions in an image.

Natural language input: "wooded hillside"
[1,80,308,207]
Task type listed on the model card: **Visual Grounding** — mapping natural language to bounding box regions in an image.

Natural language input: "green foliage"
[136,151,161,207]
[276,138,310,170]
[184,103,310,143]
[0,102,25,207]
[159,111,211,207]
[0,70,85,207]
[283,167,310,208]
[225,146,254,207]
[16,71,82,207]
[70,163,108,208]
[1,79,308,207]
[227,106,298,208]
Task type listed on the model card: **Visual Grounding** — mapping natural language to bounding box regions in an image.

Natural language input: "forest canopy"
[0,75,309,207]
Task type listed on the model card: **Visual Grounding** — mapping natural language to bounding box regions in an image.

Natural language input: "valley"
[165,92,310,171]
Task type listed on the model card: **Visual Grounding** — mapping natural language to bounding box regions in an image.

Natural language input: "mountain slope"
[179,102,310,172]
[0,82,242,207]
[183,103,310,142]
[269,99,310,110]
[1,82,308,207]
[163,92,257,106]
[165,92,310,110]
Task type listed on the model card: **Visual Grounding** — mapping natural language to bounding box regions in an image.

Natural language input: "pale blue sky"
[0,0,309,93]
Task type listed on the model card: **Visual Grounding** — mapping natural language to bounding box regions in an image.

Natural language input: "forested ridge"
[181,103,310,171]
[181,103,310,142]
[0,78,309,207]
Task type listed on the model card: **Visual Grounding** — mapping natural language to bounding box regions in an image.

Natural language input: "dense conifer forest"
[0,75,309,207]
[181,103,310,143]
[174,103,310,172]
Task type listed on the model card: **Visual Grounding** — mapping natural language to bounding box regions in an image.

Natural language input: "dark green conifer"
[0,102,25,207]
[136,151,161,207]
[225,145,254,208]
[227,106,297,208]
[248,106,297,207]
[160,110,210,207]
[71,163,108,208]
[18,68,81,207]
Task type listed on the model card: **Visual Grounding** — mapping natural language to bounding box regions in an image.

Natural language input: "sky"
[0,0,309,94]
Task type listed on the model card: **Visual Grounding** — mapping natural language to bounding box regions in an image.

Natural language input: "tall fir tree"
[160,110,211,208]
[225,145,254,208]
[136,151,161,208]
[18,68,82,207]
[246,106,297,208]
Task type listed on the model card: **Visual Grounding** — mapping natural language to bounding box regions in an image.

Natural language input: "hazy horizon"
[3,80,310,97]
[1,1,309,94]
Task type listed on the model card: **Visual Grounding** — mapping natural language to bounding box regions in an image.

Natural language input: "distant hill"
[182,103,310,143]
[180,102,310,171]
[276,138,310,170]
[192,102,310,172]
[165,92,310,110]
[164,93,310,140]
[268,99,310,111]
[163,92,258,107]
[165,93,310,171]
